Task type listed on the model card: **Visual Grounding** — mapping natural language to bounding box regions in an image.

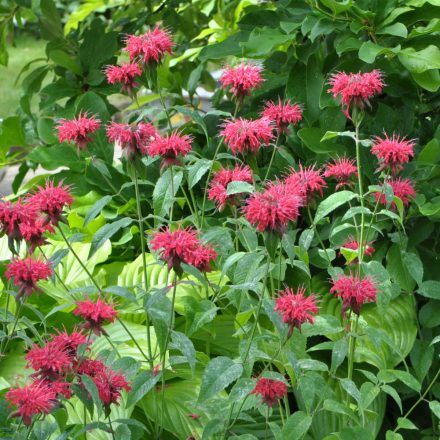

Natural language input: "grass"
[0,35,46,119]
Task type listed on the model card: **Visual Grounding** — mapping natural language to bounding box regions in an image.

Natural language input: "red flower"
[27,181,73,226]
[323,157,358,190]
[78,359,130,407]
[330,273,377,314]
[0,200,37,242]
[208,165,253,211]
[340,237,375,261]
[19,217,54,254]
[51,328,88,358]
[251,378,287,406]
[275,287,318,335]
[124,26,173,65]
[374,178,415,210]
[26,341,73,377]
[105,62,142,94]
[147,131,192,167]
[284,164,326,201]
[328,70,385,118]
[220,118,274,156]
[73,297,118,336]
[6,381,57,426]
[261,99,303,133]
[220,62,264,100]
[5,257,53,300]
[46,379,72,399]
[57,113,101,151]
[243,182,303,235]
[150,227,216,275]
[371,133,415,174]
[107,122,158,158]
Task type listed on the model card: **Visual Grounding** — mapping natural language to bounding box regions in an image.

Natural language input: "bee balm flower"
[251,378,287,406]
[328,70,384,118]
[323,157,358,190]
[147,131,192,167]
[57,113,100,151]
[284,164,326,201]
[220,62,263,100]
[261,99,303,133]
[373,178,415,210]
[105,62,142,94]
[73,297,118,336]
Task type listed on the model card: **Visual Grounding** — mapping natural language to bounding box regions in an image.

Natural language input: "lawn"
[0,35,46,119]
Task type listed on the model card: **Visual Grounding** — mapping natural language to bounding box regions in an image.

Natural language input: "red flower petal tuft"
[261,99,303,133]
[374,178,415,210]
[323,157,358,190]
[219,62,264,99]
[250,378,287,406]
[57,113,100,150]
[73,297,117,336]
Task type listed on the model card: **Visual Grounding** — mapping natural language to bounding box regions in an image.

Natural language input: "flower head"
[73,297,117,336]
[243,182,302,235]
[5,257,53,300]
[208,165,253,211]
[147,131,192,167]
[251,378,287,407]
[19,217,54,254]
[105,62,142,94]
[124,25,173,65]
[261,99,303,133]
[6,381,57,426]
[0,200,37,242]
[371,133,415,174]
[328,70,385,118]
[26,341,73,378]
[220,62,263,100]
[340,237,375,262]
[284,164,325,201]
[275,287,318,335]
[77,359,130,408]
[373,178,415,210]
[27,181,73,226]
[51,328,88,358]
[330,273,377,314]
[57,113,100,151]
[150,227,216,275]
[323,157,358,190]
[220,118,274,156]
[107,122,157,158]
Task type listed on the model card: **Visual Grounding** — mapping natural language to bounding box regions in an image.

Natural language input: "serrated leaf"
[127,370,161,407]
[188,159,212,189]
[170,331,196,375]
[198,356,243,402]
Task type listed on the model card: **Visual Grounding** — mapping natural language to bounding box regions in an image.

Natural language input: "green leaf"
[398,45,440,73]
[226,181,255,195]
[240,27,291,57]
[153,169,183,217]
[89,218,132,258]
[377,23,407,38]
[358,41,400,63]
[397,417,417,430]
[320,130,355,141]
[314,191,358,224]
[188,159,212,189]
[84,195,112,226]
[429,401,440,419]
[417,280,440,299]
[387,370,421,392]
[49,49,82,75]
[127,370,161,407]
[80,374,102,416]
[319,0,353,14]
[199,31,248,61]
[331,337,348,373]
[298,127,345,154]
[282,411,312,439]
[381,385,402,413]
[386,431,403,440]
[198,356,243,402]
[170,331,196,375]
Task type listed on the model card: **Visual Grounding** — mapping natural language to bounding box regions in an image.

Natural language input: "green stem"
[306,205,331,265]
[159,273,178,438]
[169,166,175,223]
[83,404,88,440]
[132,166,154,370]
[157,74,173,130]
[107,415,116,440]
[1,299,24,355]
[38,246,70,295]
[393,367,440,433]
[117,318,150,364]
[354,121,366,267]
[264,135,280,181]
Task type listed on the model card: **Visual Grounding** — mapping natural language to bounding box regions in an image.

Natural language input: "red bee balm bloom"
[275,287,318,335]
[19,217,54,254]
[284,164,326,201]
[208,165,253,211]
[328,70,385,118]
[57,113,100,151]
[340,237,375,261]
[0,200,37,242]
[6,381,57,426]
[26,341,73,377]
[51,328,88,358]
[374,178,415,210]
[243,182,302,235]
[220,118,274,156]
[371,133,415,174]
[5,257,53,300]
[105,63,142,94]
[261,99,303,133]
[330,273,377,314]
[324,157,358,190]
[147,131,192,167]
[220,62,263,100]
[73,298,117,336]
[151,227,217,275]
[251,378,287,407]
[27,181,73,226]
[77,359,130,408]
[124,26,173,65]
[107,122,158,158]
